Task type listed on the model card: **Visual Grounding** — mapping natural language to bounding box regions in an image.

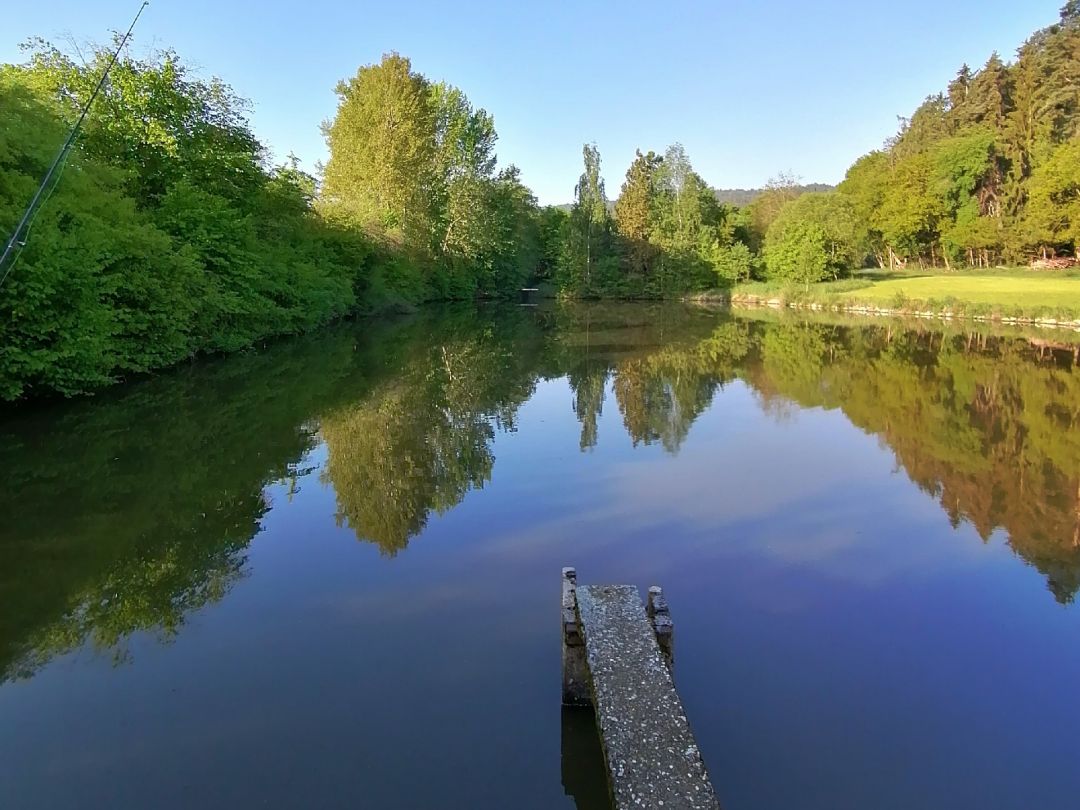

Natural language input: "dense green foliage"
[762,193,863,287]
[321,53,541,301]
[549,142,752,297]
[3,4,1080,399]
[830,4,1080,268]
[1,43,371,399]
[0,46,541,400]
[710,3,1080,283]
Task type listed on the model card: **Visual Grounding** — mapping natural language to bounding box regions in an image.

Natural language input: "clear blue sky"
[1,0,1065,204]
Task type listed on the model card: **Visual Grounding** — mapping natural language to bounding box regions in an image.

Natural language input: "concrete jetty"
[561,567,721,810]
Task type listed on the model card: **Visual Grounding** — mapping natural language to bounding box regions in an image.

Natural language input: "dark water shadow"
[561,706,612,810]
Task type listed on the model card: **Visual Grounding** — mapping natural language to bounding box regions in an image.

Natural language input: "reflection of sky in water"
[478,379,991,590]
[2,315,1080,810]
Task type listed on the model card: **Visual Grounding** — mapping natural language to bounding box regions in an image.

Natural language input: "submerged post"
[561,567,590,706]
[647,585,675,674]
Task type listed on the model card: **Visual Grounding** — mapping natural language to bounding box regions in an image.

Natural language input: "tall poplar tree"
[322,53,436,244]
[431,82,497,265]
[562,143,610,292]
[614,149,662,275]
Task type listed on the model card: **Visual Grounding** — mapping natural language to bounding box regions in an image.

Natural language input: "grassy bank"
[716,269,1080,327]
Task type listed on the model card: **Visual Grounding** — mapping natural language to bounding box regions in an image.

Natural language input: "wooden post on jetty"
[561,567,721,810]
[647,584,675,673]
[562,567,590,706]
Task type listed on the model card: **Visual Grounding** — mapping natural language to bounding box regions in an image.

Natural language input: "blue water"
[1,304,1078,809]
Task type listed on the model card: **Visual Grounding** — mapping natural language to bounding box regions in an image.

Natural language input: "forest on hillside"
[558,2,1080,292]
[1,4,1078,398]
[713,184,833,207]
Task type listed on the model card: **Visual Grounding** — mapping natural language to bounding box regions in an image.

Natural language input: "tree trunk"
[1074,479,1080,548]
[585,221,591,287]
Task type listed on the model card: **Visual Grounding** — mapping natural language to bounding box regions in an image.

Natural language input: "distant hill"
[712,183,834,206]
[552,183,835,211]
[552,201,616,213]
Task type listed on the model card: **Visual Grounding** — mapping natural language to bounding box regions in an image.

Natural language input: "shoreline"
[699,292,1080,333]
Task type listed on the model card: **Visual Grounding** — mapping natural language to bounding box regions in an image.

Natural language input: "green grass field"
[852,274,1080,309]
[729,269,1080,320]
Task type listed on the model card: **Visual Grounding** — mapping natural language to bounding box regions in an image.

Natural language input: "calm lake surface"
[2,303,1080,810]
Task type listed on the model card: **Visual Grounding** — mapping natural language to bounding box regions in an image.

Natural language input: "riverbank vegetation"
[0,45,543,399]
[2,4,1079,399]
[547,3,1080,294]
[1,45,370,399]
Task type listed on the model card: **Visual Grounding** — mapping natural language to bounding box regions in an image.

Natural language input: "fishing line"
[0,1,150,289]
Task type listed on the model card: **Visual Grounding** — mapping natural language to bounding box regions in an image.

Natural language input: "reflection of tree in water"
[741,319,1080,603]
[568,366,608,451]
[319,303,723,547]
[4,305,1080,682]
[321,386,498,554]
[10,511,254,679]
[553,303,733,453]
[319,317,538,554]
[615,322,751,452]
[0,323,367,680]
[573,313,1080,602]
[321,307,1080,608]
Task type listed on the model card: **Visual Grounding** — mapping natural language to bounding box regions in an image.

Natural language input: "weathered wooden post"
[647,585,675,674]
[561,567,590,706]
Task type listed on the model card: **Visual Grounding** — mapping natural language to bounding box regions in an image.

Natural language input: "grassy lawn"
[852,275,1080,310]
[728,269,1080,321]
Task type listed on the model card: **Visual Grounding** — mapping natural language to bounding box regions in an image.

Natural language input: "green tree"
[708,241,754,285]
[537,206,569,281]
[746,173,802,252]
[560,143,613,294]
[430,82,498,295]
[1023,137,1080,255]
[322,53,436,244]
[0,72,200,397]
[648,144,735,293]
[483,166,543,295]
[839,152,890,267]
[614,149,662,276]
[654,144,700,246]
[929,129,1005,265]
[763,193,862,286]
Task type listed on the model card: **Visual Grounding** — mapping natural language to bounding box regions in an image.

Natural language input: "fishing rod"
[0,1,150,288]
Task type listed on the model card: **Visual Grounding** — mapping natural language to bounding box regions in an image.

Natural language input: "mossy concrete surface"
[577,584,720,809]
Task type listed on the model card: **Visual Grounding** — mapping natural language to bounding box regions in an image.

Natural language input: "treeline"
[540,142,755,298]
[802,3,1080,275]
[714,184,833,207]
[541,144,877,294]
[0,46,545,399]
[1,44,372,399]
[3,4,1080,398]
[547,4,1080,291]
